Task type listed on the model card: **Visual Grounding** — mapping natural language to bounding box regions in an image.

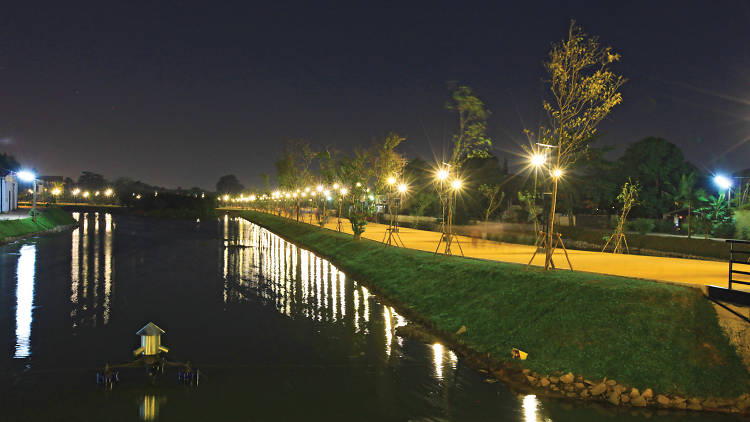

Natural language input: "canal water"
[0,212,744,421]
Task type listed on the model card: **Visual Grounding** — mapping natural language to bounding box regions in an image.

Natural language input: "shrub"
[653,219,675,233]
[712,221,735,239]
[630,218,655,234]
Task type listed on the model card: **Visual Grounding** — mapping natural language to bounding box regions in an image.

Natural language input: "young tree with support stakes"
[371,132,407,241]
[436,85,492,255]
[533,21,626,270]
[478,184,504,237]
[603,180,639,254]
[275,139,316,221]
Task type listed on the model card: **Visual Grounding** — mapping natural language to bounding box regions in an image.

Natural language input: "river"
[0,212,743,421]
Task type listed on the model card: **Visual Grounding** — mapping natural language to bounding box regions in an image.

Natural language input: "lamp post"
[714,174,732,207]
[16,170,37,222]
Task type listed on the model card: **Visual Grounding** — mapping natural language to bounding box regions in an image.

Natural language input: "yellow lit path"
[314,217,738,290]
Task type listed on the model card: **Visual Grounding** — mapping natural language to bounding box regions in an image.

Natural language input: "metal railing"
[727,239,750,289]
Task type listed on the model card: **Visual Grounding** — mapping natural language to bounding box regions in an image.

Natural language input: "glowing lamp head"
[105,188,113,197]
[16,170,36,182]
[436,169,449,181]
[340,188,348,195]
[451,179,463,190]
[72,188,80,195]
[305,187,311,192]
[83,191,90,198]
[333,183,339,190]
[552,168,564,179]
[51,188,61,196]
[355,182,362,187]
[316,185,323,192]
[397,183,407,193]
[223,195,229,201]
[387,176,396,185]
[714,174,732,190]
[530,153,546,167]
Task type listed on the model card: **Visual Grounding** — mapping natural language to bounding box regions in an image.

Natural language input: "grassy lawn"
[239,210,749,398]
[0,207,77,242]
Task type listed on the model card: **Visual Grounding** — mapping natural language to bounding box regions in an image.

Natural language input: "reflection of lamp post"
[17,170,37,222]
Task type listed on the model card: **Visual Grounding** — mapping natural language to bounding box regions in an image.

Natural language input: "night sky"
[1,1,748,189]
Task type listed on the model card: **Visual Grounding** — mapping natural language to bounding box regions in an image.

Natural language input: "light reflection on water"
[69,212,115,329]
[14,243,36,358]
[222,218,430,365]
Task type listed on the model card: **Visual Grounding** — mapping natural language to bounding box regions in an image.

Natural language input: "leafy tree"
[695,193,733,239]
[532,20,625,269]
[216,174,244,194]
[337,148,374,240]
[0,152,20,172]
[618,137,694,218]
[371,132,407,193]
[78,171,108,190]
[446,85,492,169]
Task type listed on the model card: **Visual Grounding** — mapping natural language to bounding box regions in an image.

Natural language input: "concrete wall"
[1,175,18,213]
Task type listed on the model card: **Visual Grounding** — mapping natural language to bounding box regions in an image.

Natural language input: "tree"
[695,193,733,239]
[216,174,244,194]
[0,152,20,172]
[478,183,504,224]
[618,137,694,218]
[275,139,315,190]
[78,171,108,190]
[446,85,492,169]
[337,148,374,240]
[603,180,639,253]
[672,172,704,238]
[534,20,626,270]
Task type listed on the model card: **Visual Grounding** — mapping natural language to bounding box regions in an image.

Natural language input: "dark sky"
[1,1,748,189]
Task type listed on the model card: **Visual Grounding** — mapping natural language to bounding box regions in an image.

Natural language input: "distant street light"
[552,168,564,179]
[714,174,733,206]
[16,170,38,222]
[451,179,462,190]
[397,183,407,194]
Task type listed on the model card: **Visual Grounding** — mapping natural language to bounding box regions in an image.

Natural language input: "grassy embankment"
[239,210,748,398]
[0,207,77,242]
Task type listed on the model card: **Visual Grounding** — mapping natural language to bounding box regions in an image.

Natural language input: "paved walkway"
[0,209,30,221]
[314,217,741,290]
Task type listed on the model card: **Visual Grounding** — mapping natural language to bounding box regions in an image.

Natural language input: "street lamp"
[530,153,546,168]
[16,170,37,222]
[714,174,733,207]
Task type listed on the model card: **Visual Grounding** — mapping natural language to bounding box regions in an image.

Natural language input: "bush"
[712,221,736,239]
[629,218,655,234]
[653,219,675,234]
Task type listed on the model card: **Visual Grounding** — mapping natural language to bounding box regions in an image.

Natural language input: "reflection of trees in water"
[70,212,115,329]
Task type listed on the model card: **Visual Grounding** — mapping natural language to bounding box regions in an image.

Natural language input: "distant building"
[1,171,18,213]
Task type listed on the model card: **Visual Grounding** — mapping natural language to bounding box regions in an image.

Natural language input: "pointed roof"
[136,322,165,336]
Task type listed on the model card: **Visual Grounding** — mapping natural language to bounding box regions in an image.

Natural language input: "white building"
[1,172,19,213]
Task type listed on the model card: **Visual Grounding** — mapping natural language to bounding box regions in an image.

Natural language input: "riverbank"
[0,207,77,243]
[237,210,750,413]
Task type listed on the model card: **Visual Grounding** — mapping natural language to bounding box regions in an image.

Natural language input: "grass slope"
[0,207,77,241]
[240,210,749,398]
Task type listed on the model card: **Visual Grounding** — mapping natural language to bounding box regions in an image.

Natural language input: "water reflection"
[14,244,36,358]
[70,212,115,328]
[139,395,164,421]
[222,217,423,363]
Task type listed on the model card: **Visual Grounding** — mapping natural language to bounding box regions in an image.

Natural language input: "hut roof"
[136,322,165,336]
